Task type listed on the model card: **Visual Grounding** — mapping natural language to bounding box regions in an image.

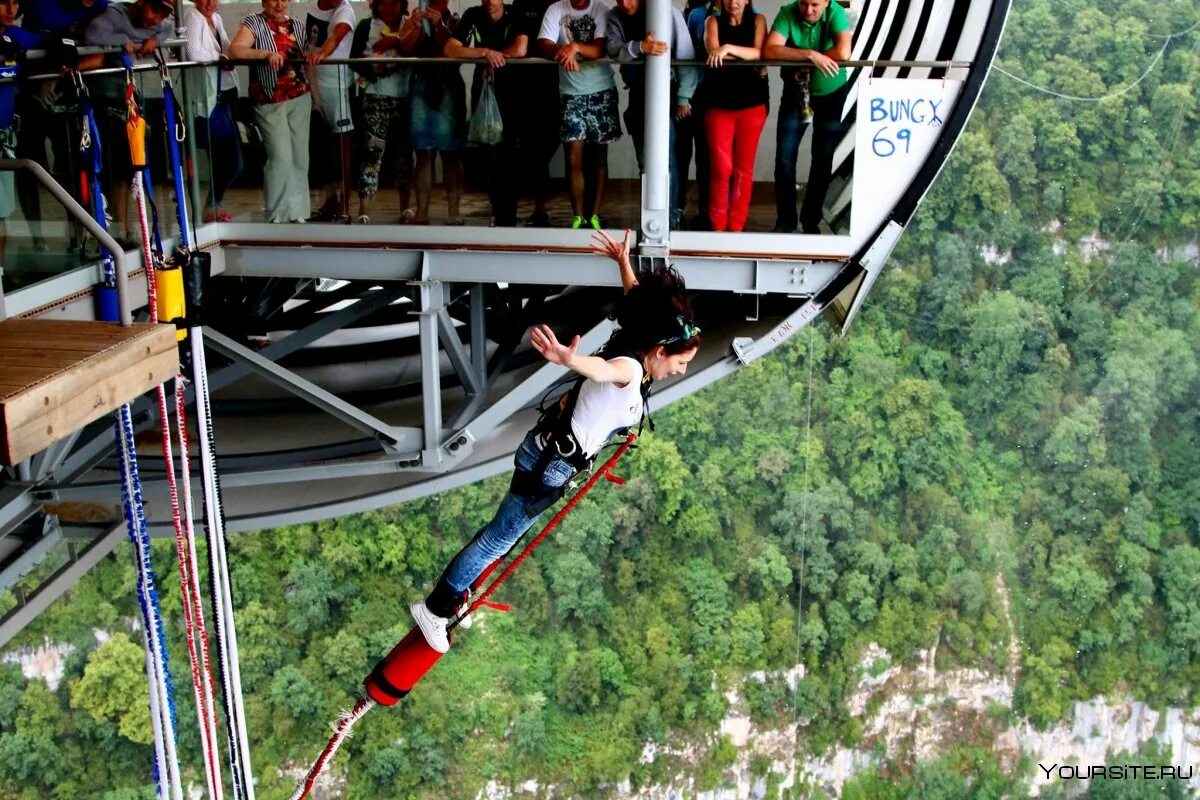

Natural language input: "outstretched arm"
[590,229,639,294]
[530,325,639,386]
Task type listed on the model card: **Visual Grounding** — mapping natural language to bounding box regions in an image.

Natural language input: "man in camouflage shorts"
[538,0,621,229]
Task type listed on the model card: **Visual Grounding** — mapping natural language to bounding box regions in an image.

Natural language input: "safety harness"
[511,347,653,511]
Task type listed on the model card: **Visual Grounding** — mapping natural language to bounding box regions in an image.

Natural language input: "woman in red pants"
[701,0,767,232]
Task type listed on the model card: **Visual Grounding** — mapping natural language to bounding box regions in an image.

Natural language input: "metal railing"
[0,158,132,325]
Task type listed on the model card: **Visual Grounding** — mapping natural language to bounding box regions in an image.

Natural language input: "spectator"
[606,0,695,229]
[349,0,413,223]
[184,0,243,223]
[444,0,525,226]
[700,0,766,232]
[229,0,312,223]
[402,0,465,225]
[763,0,850,233]
[304,0,354,222]
[508,0,555,226]
[537,0,619,230]
[13,0,104,250]
[0,0,41,260]
[677,0,713,229]
[83,0,174,246]
[20,0,107,36]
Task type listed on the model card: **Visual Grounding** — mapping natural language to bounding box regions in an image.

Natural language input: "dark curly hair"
[604,264,701,358]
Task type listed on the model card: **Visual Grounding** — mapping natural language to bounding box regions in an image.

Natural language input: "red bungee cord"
[288,434,638,800]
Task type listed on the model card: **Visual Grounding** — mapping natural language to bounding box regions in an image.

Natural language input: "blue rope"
[115,404,181,800]
[159,65,192,250]
[78,93,115,285]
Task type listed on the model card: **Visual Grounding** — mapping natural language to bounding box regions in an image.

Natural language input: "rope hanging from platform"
[153,49,258,800]
[115,401,184,800]
[288,434,638,800]
[128,70,226,800]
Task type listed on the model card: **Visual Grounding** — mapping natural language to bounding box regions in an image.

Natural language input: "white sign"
[851,78,962,241]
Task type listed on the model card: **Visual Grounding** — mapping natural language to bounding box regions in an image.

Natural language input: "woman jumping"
[411,230,702,652]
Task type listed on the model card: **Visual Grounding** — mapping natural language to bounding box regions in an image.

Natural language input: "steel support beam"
[452,321,613,449]
[205,329,423,453]
[0,515,63,594]
[416,272,444,465]
[0,524,124,649]
[436,303,483,396]
[207,284,406,395]
[640,0,672,250]
[218,244,844,294]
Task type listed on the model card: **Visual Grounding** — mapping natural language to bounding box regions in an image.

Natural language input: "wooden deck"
[0,319,180,466]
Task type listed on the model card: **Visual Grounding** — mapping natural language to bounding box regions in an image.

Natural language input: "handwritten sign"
[851,78,962,240]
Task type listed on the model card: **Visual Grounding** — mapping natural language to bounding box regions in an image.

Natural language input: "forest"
[1,0,1198,796]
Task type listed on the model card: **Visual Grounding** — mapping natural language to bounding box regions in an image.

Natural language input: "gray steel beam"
[416,275,444,464]
[0,515,63,594]
[0,488,36,540]
[0,524,124,649]
[452,321,612,447]
[640,0,671,249]
[205,329,424,453]
[469,284,487,383]
[207,285,407,394]
[436,306,482,396]
[219,243,843,295]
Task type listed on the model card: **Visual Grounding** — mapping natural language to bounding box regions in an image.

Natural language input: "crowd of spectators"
[0,0,852,240]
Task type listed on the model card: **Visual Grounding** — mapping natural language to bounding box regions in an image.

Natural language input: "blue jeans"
[440,432,576,596]
[773,82,851,232]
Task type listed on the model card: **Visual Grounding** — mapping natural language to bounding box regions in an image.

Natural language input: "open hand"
[530,324,579,367]
[589,228,632,264]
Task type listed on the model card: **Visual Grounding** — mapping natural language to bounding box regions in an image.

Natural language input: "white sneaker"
[410,601,450,653]
[454,601,473,630]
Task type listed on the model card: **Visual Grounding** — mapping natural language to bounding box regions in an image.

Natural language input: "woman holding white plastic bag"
[184,0,244,222]
[444,0,525,226]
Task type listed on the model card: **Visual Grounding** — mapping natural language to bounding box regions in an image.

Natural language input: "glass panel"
[1,73,94,293]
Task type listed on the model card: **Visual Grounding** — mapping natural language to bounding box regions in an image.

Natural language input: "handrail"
[0,158,131,326]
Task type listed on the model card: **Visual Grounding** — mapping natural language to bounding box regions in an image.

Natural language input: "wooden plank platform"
[0,319,179,466]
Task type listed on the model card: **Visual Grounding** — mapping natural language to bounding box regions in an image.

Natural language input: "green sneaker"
[589,214,602,230]
[569,215,585,229]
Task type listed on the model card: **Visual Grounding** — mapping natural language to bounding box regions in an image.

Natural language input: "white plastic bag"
[467,80,504,146]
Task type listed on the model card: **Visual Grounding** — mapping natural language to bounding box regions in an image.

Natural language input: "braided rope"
[287,698,377,800]
[115,402,183,800]
[135,161,226,800]
[175,379,226,800]
[192,330,256,800]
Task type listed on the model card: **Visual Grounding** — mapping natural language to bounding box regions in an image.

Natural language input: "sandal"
[399,207,417,223]
[355,214,370,224]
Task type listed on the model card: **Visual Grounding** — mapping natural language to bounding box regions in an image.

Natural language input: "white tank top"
[570,357,646,457]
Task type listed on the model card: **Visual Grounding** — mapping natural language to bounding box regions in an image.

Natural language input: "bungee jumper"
[288,232,702,799]
[410,228,702,652]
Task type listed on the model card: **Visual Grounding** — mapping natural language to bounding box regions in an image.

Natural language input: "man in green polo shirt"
[764,0,851,233]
